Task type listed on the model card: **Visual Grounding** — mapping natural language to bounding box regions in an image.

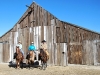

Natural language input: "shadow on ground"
[8,61,41,69]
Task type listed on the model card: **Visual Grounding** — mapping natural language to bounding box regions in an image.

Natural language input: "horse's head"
[39,49,47,62]
[16,46,20,53]
[39,49,44,56]
[29,51,34,57]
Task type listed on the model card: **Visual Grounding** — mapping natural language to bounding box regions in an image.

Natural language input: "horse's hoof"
[43,69,46,70]
[40,67,42,70]
[38,67,41,69]
[31,68,34,70]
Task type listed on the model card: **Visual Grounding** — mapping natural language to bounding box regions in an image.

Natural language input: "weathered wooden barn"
[0,2,100,66]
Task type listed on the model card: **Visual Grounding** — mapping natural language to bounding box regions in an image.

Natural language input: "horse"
[26,51,35,69]
[39,49,49,70]
[16,46,24,69]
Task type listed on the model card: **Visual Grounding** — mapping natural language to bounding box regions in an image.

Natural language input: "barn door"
[68,44,82,64]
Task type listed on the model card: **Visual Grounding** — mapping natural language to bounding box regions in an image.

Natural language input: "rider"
[40,40,49,60]
[28,42,36,54]
[13,41,24,59]
[17,41,24,58]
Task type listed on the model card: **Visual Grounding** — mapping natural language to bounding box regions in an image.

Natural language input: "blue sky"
[0,0,100,36]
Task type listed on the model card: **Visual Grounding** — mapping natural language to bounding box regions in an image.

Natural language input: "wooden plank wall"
[97,41,100,63]
[0,38,2,42]
[0,43,3,62]
[0,2,100,66]
[65,23,100,65]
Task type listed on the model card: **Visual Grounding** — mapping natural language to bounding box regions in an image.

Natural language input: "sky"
[0,0,100,36]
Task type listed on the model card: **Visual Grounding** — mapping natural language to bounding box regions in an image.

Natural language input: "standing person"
[40,40,49,60]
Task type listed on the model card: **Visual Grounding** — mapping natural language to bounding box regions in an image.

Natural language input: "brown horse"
[16,46,24,69]
[39,49,49,70]
[26,51,35,69]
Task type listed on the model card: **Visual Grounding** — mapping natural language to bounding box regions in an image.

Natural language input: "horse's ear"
[16,46,19,48]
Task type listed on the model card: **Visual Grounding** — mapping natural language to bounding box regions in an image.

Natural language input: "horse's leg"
[31,60,34,67]
[43,62,46,70]
[28,60,31,69]
[44,61,47,70]
[43,57,48,70]
[16,60,18,69]
[45,55,48,68]
[44,63,46,70]
[40,60,43,70]
[42,61,45,70]
[16,60,19,69]
[16,60,20,69]
[42,62,43,70]
[45,62,47,68]
[43,61,47,70]
[21,60,23,69]
[26,59,28,65]
[32,52,35,65]
[30,53,34,69]
[18,61,20,69]
[22,61,23,69]
[26,59,28,69]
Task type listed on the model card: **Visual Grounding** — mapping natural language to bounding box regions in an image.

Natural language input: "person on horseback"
[26,42,36,67]
[28,42,36,54]
[17,41,24,58]
[13,41,24,59]
[40,40,49,60]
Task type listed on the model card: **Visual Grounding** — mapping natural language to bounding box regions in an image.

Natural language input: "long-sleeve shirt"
[28,44,36,51]
[40,43,47,50]
[17,44,22,50]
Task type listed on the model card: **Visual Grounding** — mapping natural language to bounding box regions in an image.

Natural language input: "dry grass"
[0,63,100,75]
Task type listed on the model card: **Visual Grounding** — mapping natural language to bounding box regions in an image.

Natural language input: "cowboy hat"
[42,40,46,42]
[31,42,34,44]
[18,41,21,43]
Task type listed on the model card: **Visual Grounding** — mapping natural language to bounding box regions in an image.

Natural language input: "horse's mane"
[40,49,47,60]
[40,49,46,56]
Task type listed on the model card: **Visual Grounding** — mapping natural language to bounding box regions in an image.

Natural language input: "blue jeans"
[20,49,24,55]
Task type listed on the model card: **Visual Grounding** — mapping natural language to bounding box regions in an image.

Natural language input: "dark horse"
[26,51,35,69]
[39,49,49,70]
[16,46,24,69]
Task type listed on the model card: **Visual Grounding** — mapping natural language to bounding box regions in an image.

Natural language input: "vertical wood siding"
[0,2,100,66]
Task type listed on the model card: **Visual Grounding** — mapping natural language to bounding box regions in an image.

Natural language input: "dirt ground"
[0,63,100,75]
